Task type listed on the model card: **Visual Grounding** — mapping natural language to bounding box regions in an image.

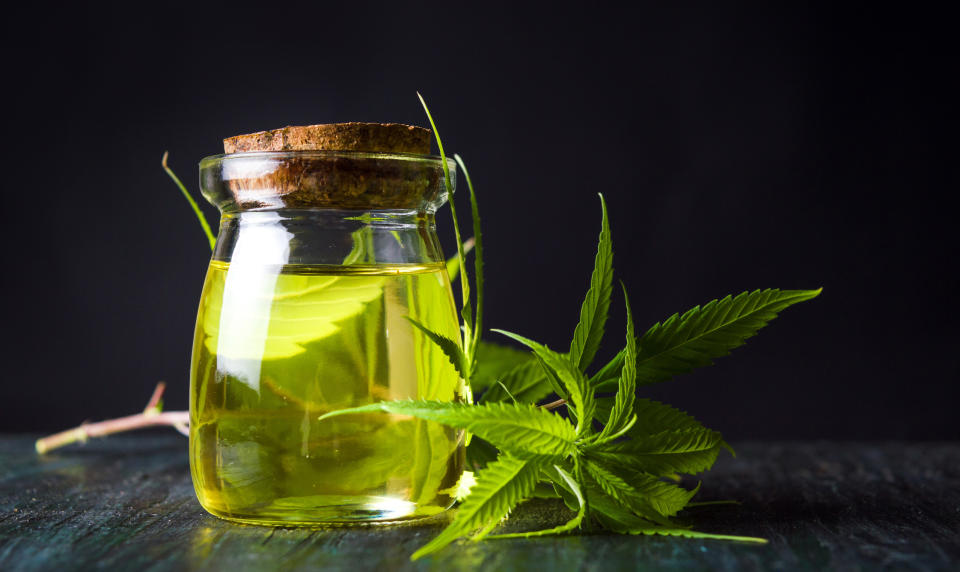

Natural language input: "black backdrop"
[2,3,955,439]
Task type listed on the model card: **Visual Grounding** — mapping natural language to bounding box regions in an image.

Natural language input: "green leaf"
[411,455,541,559]
[319,400,577,460]
[583,458,697,520]
[409,419,459,504]
[486,465,585,539]
[418,93,473,357]
[596,288,822,391]
[591,491,766,543]
[446,238,475,283]
[162,152,216,251]
[569,194,613,371]
[465,436,500,471]
[480,359,553,404]
[471,341,532,392]
[454,154,484,363]
[492,330,595,435]
[630,398,709,436]
[597,283,637,439]
[605,521,767,544]
[588,348,625,391]
[405,317,468,381]
[592,427,724,476]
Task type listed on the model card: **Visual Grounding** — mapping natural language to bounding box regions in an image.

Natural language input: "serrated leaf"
[593,494,766,543]
[597,283,637,439]
[584,458,698,519]
[487,465,585,539]
[319,400,576,460]
[492,330,595,435]
[471,341,531,392]
[588,349,626,390]
[569,194,613,371]
[405,317,468,381]
[594,288,822,391]
[582,463,671,526]
[631,398,709,436]
[607,519,767,543]
[480,359,553,404]
[592,427,724,476]
[411,455,541,559]
[465,436,500,471]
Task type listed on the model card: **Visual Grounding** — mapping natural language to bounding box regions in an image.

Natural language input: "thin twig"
[35,382,189,454]
[541,398,567,411]
[144,381,166,412]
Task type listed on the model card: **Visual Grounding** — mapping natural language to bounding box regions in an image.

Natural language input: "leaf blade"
[492,329,595,435]
[319,400,577,460]
[405,317,468,381]
[597,283,637,439]
[592,427,724,476]
[486,464,585,539]
[454,154,484,363]
[594,288,822,391]
[411,455,541,559]
[569,194,613,371]
[417,93,472,361]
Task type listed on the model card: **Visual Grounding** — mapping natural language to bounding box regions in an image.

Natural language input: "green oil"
[189,260,465,524]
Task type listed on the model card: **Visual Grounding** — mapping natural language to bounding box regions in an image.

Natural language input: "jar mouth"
[200,150,456,170]
[199,150,456,213]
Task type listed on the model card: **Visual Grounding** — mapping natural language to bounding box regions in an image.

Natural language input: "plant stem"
[162,151,216,251]
[35,382,189,454]
[541,398,567,411]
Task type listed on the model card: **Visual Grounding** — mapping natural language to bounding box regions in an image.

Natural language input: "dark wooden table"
[1,435,957,571]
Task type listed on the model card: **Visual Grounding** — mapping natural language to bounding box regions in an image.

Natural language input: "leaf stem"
[162,151,216,251]
[541,398,567,411]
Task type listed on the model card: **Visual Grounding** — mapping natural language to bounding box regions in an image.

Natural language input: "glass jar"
[189,150,465,525]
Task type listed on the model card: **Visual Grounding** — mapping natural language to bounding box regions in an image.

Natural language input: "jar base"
[198,494,452,526]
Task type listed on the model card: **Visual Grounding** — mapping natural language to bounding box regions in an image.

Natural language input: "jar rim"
[200,150,456,169]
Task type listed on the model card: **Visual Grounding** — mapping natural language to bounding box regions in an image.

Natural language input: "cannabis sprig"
[321,94,821,560]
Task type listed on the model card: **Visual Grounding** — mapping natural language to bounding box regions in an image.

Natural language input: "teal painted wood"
[0,436,958,571]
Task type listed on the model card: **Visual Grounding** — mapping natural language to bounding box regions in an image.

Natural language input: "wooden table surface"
[1,435,957,571]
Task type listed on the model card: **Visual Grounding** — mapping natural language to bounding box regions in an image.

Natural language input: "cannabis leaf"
[491,330,596,434]
[593,288,822,391]
[405,317,469,381]
[479,359,552,405]
[595,283,637,441]
[317,95,818,560]
[320,400,576,460]
[411,455,541,559]
[569,194,613,371]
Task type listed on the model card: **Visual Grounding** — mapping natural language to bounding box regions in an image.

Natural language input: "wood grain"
[1,436,957,571]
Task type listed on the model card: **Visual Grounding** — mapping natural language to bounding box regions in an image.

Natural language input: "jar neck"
[213,209,443,267]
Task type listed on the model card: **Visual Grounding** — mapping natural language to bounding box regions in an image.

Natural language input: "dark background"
[2,3,954,439]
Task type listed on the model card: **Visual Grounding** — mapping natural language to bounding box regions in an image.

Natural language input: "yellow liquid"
[189,260,465,524]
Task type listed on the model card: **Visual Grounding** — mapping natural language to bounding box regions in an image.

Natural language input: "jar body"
[189,153,464,524]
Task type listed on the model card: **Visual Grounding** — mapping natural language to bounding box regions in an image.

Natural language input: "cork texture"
[223,123,431,155]
[217,123,443,211]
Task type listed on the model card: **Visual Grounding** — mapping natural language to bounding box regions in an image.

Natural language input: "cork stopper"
[223,122,432,155]
[210,122,446,211]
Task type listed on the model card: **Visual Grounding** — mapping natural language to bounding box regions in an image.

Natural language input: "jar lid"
[203,123,451,212]
[223,122,431,155]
